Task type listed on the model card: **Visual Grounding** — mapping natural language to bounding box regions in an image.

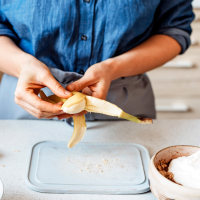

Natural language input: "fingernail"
[65,91,72,97]
[57,102,63,106]
[65,90,70,95]
[68,85,74,91]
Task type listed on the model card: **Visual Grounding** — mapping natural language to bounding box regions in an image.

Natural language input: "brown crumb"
[103,159,109,165]
[14,150,21,152]
[156,159,175,182]
[97,164,102,168]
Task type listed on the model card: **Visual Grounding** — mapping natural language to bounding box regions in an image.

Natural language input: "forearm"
[107,35,181,80]
[0,36,31,77]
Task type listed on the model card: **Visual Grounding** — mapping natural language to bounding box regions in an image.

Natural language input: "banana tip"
[139,118,153,124]
[67,143,73,148]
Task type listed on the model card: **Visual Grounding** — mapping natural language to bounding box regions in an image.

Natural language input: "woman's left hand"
[67,60,113,100]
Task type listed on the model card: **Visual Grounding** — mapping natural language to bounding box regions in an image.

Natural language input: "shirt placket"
[76,0,95,75]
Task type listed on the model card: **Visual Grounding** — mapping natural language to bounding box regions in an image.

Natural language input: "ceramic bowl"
[149,145,200,200]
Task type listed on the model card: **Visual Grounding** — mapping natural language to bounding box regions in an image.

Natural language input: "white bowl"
[149,145,200,200]
[0,179,3,199]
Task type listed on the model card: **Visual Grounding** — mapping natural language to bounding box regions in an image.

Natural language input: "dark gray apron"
[0,68,156,120]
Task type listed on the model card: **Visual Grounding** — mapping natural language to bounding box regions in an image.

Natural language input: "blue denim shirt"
[0,0,194,73]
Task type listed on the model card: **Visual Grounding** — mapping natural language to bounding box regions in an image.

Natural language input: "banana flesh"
[68,115,87,148]
[61,92,86,114]
[39,91,152,148]
[85,95,122,117]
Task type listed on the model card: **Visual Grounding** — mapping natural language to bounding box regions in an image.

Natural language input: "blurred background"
[0,1,199,120]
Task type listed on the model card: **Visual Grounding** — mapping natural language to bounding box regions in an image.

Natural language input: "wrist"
[17,53,35,76]
[18,54,49,77]
[102,58,121,81]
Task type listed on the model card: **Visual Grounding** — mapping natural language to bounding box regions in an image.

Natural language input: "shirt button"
[83,0,90,3]
[81,35,87,41]
[79,69,85,75]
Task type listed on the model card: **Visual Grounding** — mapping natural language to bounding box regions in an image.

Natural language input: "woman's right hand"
[15,55,72,119]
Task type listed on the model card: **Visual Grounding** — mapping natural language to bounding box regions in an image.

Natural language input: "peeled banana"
[40,91,152,148]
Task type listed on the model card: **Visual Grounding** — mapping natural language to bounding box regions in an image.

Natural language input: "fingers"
[15,57,72,118]
[90,81,110,100]
[82,87,92,96]
[44,72,72,98]
[15,88,65,118]
[56,113,73,120]
[27,91,63,113]
[92,91,107,100]
[18,97,72,119]
[17,98,64,119]
[67,76,95,92]
[67,64,111,100]
[68,78,109,100]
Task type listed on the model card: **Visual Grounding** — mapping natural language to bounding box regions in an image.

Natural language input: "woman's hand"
[15,56,72,119]
[67,60,113,100]
[67,35,181,101]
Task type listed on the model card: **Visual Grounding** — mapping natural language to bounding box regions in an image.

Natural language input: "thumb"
[67,76,94,92]
[44,73,72,98]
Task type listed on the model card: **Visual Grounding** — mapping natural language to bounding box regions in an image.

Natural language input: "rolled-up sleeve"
[0,10,19,42]
[153,0,195,54]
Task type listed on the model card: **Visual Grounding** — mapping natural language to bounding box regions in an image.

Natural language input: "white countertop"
[193,0,200,8]
[0,119,200,200]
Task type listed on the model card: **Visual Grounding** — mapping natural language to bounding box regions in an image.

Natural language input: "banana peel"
[85,95,142,123]
[39,91,66,104]
[39,91,152,148]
